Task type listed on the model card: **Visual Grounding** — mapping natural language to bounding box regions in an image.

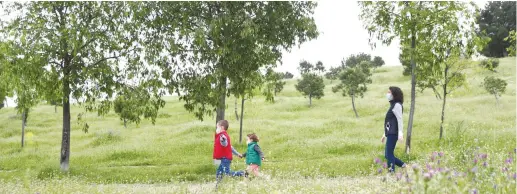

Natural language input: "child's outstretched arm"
[231,146,242,157]
[254,144,265,159]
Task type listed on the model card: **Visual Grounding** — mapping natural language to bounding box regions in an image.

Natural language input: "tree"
[483,76,507,105]
[477,1,516,57]
[262,68,286,103]
[372,56,385,68]
[315,61,326,75]
[154,2,318,127]
[229,70,263,143]
[296,74,324,107]
[295,61,325,107]
[359,1,482,153]
[325,66,340,83]
[113,86,165,128]
[505,30,516,56]
[1,2,165,171]
[479,58,500,72]
[283,72,294,79]
[332,60,372,118]
[344,53,371,68]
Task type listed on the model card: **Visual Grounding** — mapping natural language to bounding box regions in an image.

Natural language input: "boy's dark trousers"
[216,157,244,182]
[385,134,404,172]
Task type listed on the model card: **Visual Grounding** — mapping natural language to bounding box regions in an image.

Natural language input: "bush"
[479,58,499,71]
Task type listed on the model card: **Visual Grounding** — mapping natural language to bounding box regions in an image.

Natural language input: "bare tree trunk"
[351,93,359,118]
[439,66,450,140]
[239,97,245,144]
[61,56,71,172]
[234,98,239,121]
[55,105,57,113]
[21,111,26,148]
[495,94,499,106]
[215,76,227,128]
[406,34,416,154]
[124,118,127,128]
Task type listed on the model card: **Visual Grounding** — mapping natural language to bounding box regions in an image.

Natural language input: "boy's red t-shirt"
[213,130,233,160]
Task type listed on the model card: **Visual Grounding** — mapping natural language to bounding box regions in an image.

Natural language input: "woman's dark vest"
[384,101,402,136]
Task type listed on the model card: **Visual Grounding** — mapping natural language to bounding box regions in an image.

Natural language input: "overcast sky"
[276,0,489,76]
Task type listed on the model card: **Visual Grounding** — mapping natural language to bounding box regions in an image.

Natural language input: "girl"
[241,133,265,178]
[382,86,406,172]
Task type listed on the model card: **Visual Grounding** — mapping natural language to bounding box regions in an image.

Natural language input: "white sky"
[275,0,489,76]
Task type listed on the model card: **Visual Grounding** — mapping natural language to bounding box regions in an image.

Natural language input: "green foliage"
[332,61,373,98]
[113,87,165,127]
[262,68,286,103]
[479,58,500,72]
[150,2,319,121]
[482,76,507,98]
[477,1,516,57]
[505,30,516,57]
[283,72,294,79]
[295,60,326,106]
[344,53,371,68]
[372,56,385,68]
[324,67,340,81]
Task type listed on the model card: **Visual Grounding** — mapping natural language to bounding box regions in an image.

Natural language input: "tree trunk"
[215,76,227,127]
[239,97,245,144]
[351,93,359,118]
[61,59,71,172]
[55,105,57,113]
[439,88,447,140]
[124,118,127,128]
[495,94,499,106]
[234,98,239,121]
[21,111,26,148]
[23,110,28,127]
[309,93,312,107]
[406,34,417,154]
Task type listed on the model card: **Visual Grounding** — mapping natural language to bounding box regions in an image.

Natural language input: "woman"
[381,86,406,172]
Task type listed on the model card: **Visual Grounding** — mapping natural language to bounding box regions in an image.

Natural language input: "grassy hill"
[0,58,515,193]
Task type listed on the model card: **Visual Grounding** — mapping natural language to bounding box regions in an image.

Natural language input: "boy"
[213,120,244,182]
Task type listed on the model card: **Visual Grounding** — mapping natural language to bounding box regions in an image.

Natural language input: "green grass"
[0,58,515,193]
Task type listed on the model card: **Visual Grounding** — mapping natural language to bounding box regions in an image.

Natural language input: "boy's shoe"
[244,171,249,178]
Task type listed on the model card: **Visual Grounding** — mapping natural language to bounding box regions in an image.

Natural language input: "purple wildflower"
[374,158,382,164]
[513,173,516,180]
[412,164,419,170]
[472,189,478,194]
[378,168,383,174]
[426,164,432,170]
[437,159,441,165]
[471,167,478,173]
[502,167,508,172]
[423,173,432,181]
[473,159,478,164]
[396,172,402,181]
[383,162,388,169]
[505,158,513,164]
[438,152,444,157]
[481,154,488,159]
[483,162,488,167]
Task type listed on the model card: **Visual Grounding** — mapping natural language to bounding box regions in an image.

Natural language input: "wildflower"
[473,159,478,164]
[505,158,513,164]
[423,173,432,181]
[374,158,381,164]
[378,168,383,174]
[437,159,441,165]
[502,167,509,172]
[426,164,432,170]
[481,154,488,159]
[472,189,478,194]
[483,162,488,167]
[471,167,478,173]
[438,152,444,157]
[382,162,387,169]
[513,173,516,180]
[396,172,402,181]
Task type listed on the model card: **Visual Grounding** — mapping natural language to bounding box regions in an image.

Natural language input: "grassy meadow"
[0,58,515,193]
